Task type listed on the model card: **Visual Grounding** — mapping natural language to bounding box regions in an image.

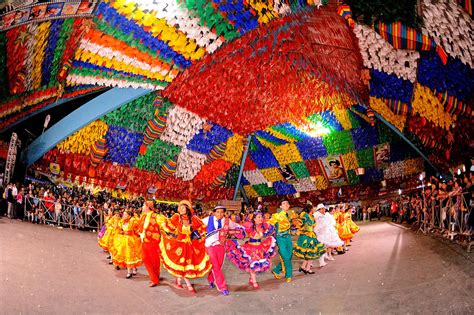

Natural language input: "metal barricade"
[24,196,102,230]
[419,193,473,252]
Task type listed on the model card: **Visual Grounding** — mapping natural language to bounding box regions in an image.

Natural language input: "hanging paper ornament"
[160,105,205,147]
[105,125,143,165]
[260,168,284,182]
[252,183,276,196]
[351,127,379,150]
[404,158,424,176]
[369,96,406,131]
[187,123,233,154]
[357,147,375,168]
[417,52,474,103]
[221,165,239,188]
[270,143,303,165]
[90,138,108,168]
[243,169,267,186]
[383,161,406,179]
[57,120,108,155]
[411,84,456,130]
[244,185,259,198]
[157,156,178,181]
[221,134,244,164]
[369,69,414,103]
[337,4,356,28]
[273,181,297,195]
[207,142,227,163]
[293,177,316,192]
[313,175,329,190]
[289,162,311,179]
[347,170,360,185]
[295,137,327,160]
[366,108,376,126]
[355,23,418,83]
[249,147,279,169]
[175,148,207,181]
[194,159,233,185]
[323,130,355,155]
[102,93,156,133]
[142,113,168,153]
[421,0,474,68]
[135,139,181,172]
[342,152,359,171]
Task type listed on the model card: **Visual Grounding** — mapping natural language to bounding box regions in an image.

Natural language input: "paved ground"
[0,217,473,315]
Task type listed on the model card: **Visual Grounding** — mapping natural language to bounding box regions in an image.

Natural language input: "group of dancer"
[97,199,359,296]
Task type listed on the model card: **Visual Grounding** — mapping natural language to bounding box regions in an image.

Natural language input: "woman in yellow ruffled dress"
[98,209,121,264]
[111,210,143,278]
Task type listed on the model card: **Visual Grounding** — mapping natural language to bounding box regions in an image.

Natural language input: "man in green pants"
[268,200,296,283]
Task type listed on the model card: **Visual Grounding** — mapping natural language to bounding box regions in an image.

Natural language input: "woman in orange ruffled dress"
[160,200,211,294]
[340,206,359,249]
[110,210,142,278]
[334,205,347,254]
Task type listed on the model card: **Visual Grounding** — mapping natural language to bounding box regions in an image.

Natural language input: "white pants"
[7,202,14,218]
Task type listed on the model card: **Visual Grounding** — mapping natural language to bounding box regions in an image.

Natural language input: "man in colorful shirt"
[268,200,297,283]
[202,205,244,296]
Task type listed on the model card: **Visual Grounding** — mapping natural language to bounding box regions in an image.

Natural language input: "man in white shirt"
[202,205,244,296]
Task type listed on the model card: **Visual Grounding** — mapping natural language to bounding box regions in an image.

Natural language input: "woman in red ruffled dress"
[226,210,277,289]
[160,200,211,293]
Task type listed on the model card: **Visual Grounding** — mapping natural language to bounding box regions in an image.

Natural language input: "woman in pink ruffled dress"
[226,210,276,289]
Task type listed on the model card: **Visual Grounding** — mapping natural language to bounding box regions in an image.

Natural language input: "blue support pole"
[22,87,152,166]
[233,135,252,200]
[374,112,439,173]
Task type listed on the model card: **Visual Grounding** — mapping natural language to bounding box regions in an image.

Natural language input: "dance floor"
[0,217,473,314]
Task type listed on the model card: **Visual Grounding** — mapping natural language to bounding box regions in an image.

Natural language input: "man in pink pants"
[202,205,244,296]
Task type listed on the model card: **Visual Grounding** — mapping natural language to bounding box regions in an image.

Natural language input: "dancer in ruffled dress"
[110,209,142,278]
[293,205,326,272]
[160,200,212,294]
[98,209,121,264]
[340,206,359,248]
[314,204,344,262]
[226,210,277,289]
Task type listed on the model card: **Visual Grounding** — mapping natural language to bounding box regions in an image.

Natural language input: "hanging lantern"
[356,167,366,175]
[294,192,301,198]
[267,182,273,188]
[366,109,375,126]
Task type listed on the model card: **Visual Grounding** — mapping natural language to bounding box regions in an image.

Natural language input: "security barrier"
[24,196,103,230]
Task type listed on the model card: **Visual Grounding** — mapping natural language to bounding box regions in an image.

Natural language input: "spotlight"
[398,189,402,195]
[267,182,273,188]
[457,169,461,175]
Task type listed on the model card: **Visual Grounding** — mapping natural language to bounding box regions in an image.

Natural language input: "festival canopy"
[0,0,473,201]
